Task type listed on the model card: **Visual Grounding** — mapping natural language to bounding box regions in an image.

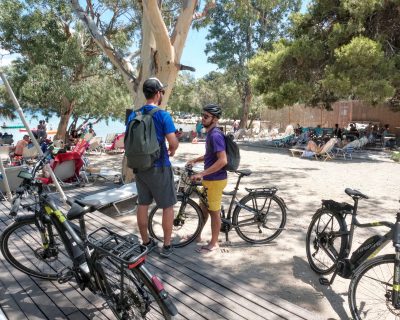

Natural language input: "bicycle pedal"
[57,267,74,284]
[319,277,330,286]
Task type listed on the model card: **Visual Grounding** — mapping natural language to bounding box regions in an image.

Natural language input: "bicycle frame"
[319,196,394,285]
[344,213,393,260]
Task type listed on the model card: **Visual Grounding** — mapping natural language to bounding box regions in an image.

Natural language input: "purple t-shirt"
[203,127,227,181]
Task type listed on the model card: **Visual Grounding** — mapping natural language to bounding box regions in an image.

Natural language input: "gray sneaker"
[142,238,158,253]
[160,245,174,258]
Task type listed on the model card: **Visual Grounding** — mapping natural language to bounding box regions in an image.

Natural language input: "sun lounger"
[82,182,138,216]
[289,148,305,157]
[0,166,27,200]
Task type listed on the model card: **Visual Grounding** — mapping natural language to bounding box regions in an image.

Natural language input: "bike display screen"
[18,170,33,180]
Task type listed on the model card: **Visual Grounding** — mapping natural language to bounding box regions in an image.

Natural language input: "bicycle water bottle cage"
[245,186,277,195]
[322,200,353,215]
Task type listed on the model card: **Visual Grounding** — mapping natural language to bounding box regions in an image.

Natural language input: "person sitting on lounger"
[14,135,30,157]
[305,140,323,153]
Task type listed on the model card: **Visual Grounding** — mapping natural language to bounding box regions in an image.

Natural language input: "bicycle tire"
[148,195,203,248]
[349,254,399,320]
[232,193,287,244]
[306,208,347,275]
[97,256,172,319]
[0,217,72,280]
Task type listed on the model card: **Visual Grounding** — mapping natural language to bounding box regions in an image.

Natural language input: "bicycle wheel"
[98,256,172,319]
[306,208,347,274]
[349,254,399,320]
[148,195,203,248]
[0,217,72,280]
[232,193,287,244]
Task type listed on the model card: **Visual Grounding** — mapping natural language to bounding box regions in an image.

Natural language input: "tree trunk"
[55,98,75,141]
[239,79,252,129]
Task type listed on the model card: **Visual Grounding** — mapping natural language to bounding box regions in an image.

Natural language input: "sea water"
[2,114,197,143]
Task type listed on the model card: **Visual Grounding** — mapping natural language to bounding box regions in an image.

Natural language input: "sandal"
[196,245,219,254]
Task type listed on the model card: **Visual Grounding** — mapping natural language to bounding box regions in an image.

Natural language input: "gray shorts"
[135,166,177,208]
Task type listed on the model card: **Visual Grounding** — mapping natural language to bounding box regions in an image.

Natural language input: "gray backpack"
[124,107,161,171]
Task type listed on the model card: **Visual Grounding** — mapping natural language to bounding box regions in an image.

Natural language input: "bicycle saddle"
[66,198,101,220]
[235,169,252,176]
[345,188,369,200]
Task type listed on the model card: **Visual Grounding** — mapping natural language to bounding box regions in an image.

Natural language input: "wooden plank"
[84,211,296,320]
[85,211,318,320]
[0,259,47,320]
[0,269,29,320]
[0,208,113,320]
[0,182,319,320]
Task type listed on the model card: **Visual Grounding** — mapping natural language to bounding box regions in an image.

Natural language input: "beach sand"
[88,142,400,320]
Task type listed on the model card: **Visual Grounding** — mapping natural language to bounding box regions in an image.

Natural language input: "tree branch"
[193,0,216,20]
[142,0,174,63]
[70,0,137,97]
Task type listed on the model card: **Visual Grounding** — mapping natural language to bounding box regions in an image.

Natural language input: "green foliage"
[391,151,400,162]
[0,0,131,126]
[168,71,241,119]
[204,0,300,121]
[250,0,400,108]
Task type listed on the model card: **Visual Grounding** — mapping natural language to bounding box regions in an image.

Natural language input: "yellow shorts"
[201,179,227,211]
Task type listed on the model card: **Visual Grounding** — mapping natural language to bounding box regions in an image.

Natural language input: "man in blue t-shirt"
[126,77,179,257]
[187,104,228,254]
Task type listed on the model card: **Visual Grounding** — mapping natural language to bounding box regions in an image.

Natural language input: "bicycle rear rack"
[88,227,147,267]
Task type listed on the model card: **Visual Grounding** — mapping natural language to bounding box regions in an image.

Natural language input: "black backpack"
[124,107,160,171]
[224,133,240,171]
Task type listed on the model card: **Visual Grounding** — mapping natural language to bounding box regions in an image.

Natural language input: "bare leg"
[207,209,221,249]
[196,202,209,242]
[162,206,174,247]
[137,204,149,244]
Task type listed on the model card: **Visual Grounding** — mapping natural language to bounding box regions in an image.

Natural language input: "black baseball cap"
[143,77,167,95]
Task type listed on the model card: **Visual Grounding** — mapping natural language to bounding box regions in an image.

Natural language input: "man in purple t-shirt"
[187,104,228,253]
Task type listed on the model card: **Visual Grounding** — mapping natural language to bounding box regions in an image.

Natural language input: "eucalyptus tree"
[70,0,216,109]
[204,0,300,128]
[0,0,131,140]
[250,0,400,109]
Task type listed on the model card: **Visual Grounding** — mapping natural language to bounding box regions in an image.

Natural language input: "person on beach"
[187,104,228,254]
[14,135,30,157]
[126,77,179,258]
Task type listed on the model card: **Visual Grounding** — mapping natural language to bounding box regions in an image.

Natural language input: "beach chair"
[104,133,118,144]
[81,182,138,216]
[0,166,27,200]
[86,137,104,154]
[0,145,11,164]
[316,138,337,161]
[39,151,86,187]
[273,134,294,148]
[336,144,355,160]
[300,138,337,161]
[72,138,89,156]
[105,133,125,154]
[21,145,39,161]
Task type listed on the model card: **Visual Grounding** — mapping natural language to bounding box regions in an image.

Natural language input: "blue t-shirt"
[126,105,176,167]
[203,127,227,181]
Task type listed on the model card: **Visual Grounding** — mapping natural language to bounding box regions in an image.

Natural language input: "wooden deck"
[0,183,320,320]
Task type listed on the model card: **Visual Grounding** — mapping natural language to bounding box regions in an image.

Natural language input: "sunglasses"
[159,90,165,95]
[202,113,214,120]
